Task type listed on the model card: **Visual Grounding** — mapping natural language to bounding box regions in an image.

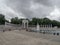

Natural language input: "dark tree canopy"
[0,14,5,25]
[10,17,60,27]
[11,17,22,24]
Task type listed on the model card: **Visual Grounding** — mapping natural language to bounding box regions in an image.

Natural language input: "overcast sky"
[0,0,60,21]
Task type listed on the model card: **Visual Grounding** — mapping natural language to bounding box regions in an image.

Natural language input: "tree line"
[0,14,60,27]
[10,17,60,27]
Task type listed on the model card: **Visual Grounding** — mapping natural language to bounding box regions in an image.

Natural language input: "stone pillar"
[51,24,52,28]
[27,22,28,29]
[24,22,25,28]
[45,25,46,28]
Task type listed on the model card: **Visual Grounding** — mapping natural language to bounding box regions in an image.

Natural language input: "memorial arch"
[22,20,28,29]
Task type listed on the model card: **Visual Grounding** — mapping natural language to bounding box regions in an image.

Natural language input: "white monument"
[36,23,40,31]
[22,20,28,29]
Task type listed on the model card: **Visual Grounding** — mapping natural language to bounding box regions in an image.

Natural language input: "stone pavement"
[0,30,60,45]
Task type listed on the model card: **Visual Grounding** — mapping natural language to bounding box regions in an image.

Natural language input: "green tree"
[10,17,60,27]
[0,14,5,25]
[11,17,22,24]
[11,17,18,24]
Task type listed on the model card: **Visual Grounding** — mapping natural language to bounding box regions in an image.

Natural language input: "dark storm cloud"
[5,0,53,18]
[33,0,55,6]
[5,0,32,18]
[1,0,60,21]
[34,0,60,8]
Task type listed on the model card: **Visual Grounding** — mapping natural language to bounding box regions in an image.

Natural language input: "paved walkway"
[0,30,60,45]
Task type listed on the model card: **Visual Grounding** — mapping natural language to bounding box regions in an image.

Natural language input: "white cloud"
[46,6,60,21]
[30,2,40,10]
[0,2,25,21]
[0,0,60,21]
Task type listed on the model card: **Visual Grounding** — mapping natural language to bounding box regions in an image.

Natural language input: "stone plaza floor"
[0,30,60,45]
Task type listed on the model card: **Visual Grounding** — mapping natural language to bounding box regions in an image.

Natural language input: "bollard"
[9,29,11,31]
[3,30,5,32]
[57,33,59,36]
[26,29,28,31]
[43,31,45,34]
[53,33,55,35]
